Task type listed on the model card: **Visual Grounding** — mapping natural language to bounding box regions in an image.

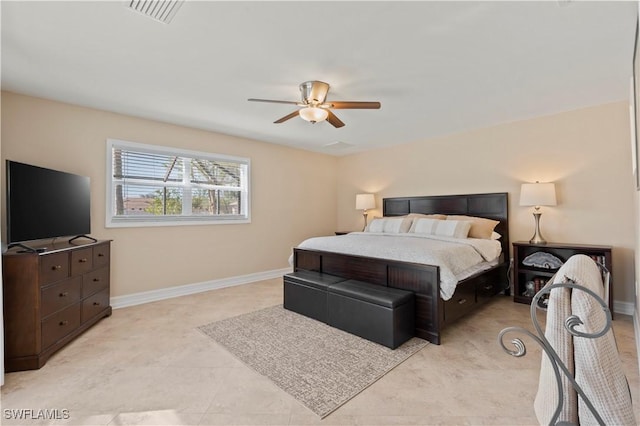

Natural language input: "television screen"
[6,160,91,243]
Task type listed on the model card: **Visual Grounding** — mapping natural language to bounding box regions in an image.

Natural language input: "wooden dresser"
[2,240,112,372]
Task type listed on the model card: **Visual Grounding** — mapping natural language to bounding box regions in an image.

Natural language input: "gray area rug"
[198,305,428,418]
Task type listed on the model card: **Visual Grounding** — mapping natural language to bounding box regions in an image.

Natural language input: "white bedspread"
[291,232,501,300]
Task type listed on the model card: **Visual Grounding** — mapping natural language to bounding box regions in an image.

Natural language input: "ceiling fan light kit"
[299,106,329,123]
[248,80,381,128]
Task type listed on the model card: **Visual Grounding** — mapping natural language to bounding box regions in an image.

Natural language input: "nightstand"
[512,241,613,314]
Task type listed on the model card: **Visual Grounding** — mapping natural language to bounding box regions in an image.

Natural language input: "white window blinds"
[106,139,250,227]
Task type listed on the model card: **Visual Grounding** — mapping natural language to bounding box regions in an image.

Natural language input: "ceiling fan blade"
[325,101,381,109]
[248,98,300,105]
[326,110,345,128]
[274,110,300,124]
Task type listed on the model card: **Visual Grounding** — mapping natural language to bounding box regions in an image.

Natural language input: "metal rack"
[498,266,612,426]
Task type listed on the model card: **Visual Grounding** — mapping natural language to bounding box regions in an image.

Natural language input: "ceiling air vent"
[324,141,355,151]
[126,0,184,24]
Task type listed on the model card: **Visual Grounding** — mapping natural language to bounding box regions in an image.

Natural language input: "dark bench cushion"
[283,271,346,323]
[328,280,415,349]
[284,270,346,290]
[329,280,413,308]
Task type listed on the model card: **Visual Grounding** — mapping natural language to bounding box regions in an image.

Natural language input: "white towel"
[568,255,636,425]
[534,254,636,425]
[533,279,577,425]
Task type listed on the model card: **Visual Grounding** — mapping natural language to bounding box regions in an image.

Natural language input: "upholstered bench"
[283,270,346,323]
[328,280,415,349]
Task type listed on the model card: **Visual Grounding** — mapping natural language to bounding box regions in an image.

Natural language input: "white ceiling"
[1,1,637,156]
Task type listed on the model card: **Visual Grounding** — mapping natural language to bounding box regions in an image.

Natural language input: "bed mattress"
[291,232,502,300]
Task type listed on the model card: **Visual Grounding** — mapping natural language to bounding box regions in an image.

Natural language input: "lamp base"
[529,212,547,245]
[362,212,368,232]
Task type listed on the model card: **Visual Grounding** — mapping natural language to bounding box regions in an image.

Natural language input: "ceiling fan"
[248,80,381,128]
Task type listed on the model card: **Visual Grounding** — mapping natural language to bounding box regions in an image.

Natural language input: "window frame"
[105,138,251,228]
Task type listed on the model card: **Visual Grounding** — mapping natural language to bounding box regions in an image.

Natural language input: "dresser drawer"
[41,303,81,349]
[71,248,93,276]
[93,244,110,268]
[476,279,500,302]
[476,266,505,303]
[41,276,82,318]
[40,252,69,286]
[444,281,476,323]
[82,288,110,322]
[476,271,501,302]
[82,266,109,297]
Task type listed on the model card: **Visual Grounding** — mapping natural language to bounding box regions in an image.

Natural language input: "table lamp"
[355,193,376,231]
[519,182,557,244]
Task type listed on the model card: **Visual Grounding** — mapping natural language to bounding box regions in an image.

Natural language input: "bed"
[292,192,510,345]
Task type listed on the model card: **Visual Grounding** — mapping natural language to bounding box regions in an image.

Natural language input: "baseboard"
[634,308,640,375]
[110,273,637,314]
[613,300,636,316]
[110,267,292,309]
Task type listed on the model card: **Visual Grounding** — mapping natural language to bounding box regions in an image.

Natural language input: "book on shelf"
[588,254,606,267]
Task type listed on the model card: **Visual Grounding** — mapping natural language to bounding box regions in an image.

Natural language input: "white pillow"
[367,217,405,233]
[409,218,471,239]
[367,218,384,233]
[435,220,472,238]
[491,231,502,240]
[409,218,438,234]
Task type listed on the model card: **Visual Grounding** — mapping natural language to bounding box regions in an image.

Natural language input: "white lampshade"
[355,193,376,210]
[299,107,329,123]
[519,182,557,207]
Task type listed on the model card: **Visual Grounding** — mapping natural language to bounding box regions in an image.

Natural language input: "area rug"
[197,305,428,418]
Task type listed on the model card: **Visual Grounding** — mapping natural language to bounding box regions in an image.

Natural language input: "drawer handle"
[59,320,68,326]
[93,278,100,282]
[59,292,68,297]
[457,298,467,305]
[98,253,105,257]
[93,302,101,306]
[79,258,88,263]
[51,265,62,271]
[483,284,494,291]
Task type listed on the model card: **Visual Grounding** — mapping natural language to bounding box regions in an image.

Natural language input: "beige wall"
[2,92,637,308]
[337,101,637,307]
[0,92,338,297]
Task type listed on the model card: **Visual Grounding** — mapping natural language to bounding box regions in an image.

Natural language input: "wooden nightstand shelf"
[512,241,613,313]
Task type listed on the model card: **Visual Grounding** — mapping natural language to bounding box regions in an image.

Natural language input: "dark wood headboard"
[383,192,509,259]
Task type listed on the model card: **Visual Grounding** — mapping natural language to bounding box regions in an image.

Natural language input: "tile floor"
[1,278,638,425]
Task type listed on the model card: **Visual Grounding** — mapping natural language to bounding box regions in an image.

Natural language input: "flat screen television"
[6,160,91,244]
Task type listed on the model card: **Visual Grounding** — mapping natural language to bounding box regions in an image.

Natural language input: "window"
[106,139,250,227]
